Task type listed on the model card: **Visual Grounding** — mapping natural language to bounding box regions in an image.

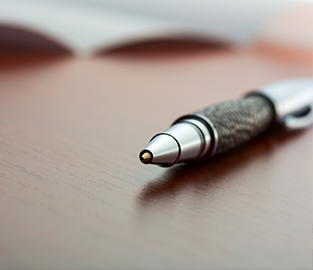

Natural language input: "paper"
[0,0,290,56]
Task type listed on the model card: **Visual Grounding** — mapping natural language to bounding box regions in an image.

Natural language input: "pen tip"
[140,151,152,164]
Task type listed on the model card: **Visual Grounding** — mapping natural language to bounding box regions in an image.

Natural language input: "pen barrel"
[195,95,274,155]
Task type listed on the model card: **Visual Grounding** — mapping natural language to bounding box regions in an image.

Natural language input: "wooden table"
[0,41,311,269]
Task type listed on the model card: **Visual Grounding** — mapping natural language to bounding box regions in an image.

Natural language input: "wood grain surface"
[0,42,312,269]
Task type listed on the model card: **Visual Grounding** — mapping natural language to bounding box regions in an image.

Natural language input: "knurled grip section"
[196,95,274,155]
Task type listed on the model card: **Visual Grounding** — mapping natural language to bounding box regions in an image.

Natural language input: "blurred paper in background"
[0,0,306,56]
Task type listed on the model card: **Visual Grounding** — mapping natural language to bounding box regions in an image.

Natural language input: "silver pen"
[139,78,313,167]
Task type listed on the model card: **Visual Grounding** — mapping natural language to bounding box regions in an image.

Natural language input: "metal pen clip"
[250,78,313,131]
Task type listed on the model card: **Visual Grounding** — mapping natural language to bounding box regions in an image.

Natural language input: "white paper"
[0,0,291,56]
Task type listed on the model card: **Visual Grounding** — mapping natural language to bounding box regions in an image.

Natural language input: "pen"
[139,78,313,167]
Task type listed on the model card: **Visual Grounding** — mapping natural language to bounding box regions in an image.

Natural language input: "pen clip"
[281,104,313,131]
[250,78,313,131]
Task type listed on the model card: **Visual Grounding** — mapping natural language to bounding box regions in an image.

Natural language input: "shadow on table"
[0,52,70,72]
[0,39,228,72]
[137,129,306,205]
[102,38,229,60]
[0,25,71,70]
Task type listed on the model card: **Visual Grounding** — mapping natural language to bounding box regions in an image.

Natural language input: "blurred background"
[0,0,312,56]
[0,0,312,269]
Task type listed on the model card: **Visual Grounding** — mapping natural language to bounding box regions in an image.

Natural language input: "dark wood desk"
[0,43,311,269]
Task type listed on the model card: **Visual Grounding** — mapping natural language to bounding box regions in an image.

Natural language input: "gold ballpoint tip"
[140,151,152,164]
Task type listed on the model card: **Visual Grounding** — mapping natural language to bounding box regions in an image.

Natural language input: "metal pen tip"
[140,151,152,164]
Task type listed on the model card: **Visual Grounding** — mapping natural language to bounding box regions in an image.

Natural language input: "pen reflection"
[137,130,305,206]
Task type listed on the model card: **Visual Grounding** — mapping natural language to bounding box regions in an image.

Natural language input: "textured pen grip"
[196,95,274,155]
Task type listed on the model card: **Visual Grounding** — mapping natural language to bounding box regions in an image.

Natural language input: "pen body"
[140,78,313,167]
